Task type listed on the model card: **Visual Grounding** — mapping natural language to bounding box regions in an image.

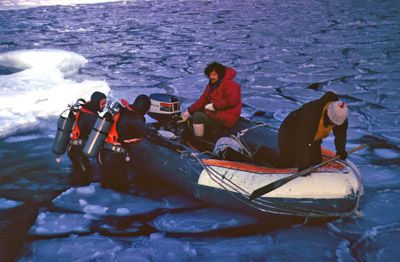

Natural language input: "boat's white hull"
[131,138,363,221]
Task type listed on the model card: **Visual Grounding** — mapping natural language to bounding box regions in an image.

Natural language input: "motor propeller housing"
[148,93,181,122]
[148,93,184,136]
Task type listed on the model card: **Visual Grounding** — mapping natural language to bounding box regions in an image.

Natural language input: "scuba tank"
[52,98,85,157]
[82,102,120,158]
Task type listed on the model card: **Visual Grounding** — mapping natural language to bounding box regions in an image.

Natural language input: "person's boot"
[193,124,204,137]
[192,124,217,151]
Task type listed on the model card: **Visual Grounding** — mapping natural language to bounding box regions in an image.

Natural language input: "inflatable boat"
[130,94,364,223]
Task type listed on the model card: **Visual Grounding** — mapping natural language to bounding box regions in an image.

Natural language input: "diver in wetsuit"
[68,91,107,186]
[98,94,184,193]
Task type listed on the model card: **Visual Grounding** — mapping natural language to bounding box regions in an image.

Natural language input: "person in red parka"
[179,62,242,138]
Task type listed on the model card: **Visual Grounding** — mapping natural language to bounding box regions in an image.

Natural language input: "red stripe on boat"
[202,159,296,173]
[202,158,346,173]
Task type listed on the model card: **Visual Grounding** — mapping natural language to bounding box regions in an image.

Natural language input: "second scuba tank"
[52,110,75,155]
[52,98,85,156]
[82,102,120,158]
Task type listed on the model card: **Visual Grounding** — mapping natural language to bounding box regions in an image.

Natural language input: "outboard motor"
[52,99,85,158]
[82,102,120,158]
[148,93,182,134]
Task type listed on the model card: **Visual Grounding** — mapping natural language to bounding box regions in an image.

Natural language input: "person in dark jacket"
[98,94,184,193]
[278,91,348,171]
[68,91,107,186]
[179,62,241,138]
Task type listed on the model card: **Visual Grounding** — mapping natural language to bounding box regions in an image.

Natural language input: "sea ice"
[149,207,259,233]
[0,197,23,209]
[29,211,91,236]
[160,194,203,210]
[52,183,164,216]
[76,185,96,195]
[0,49,110,139]
[373,148,400,159]
[83,204,109,215]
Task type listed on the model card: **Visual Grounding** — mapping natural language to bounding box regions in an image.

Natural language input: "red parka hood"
[223,67,236,81]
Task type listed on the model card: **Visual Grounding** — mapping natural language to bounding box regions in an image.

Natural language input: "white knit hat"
[327,101,348,125]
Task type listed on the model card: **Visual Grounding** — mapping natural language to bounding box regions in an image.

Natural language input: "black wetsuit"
[67,102,98,186]
[98,106,184,193]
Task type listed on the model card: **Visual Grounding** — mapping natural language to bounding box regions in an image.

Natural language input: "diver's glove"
[177,110,190,123]
[204,103,215,111]
[337,150,348,160]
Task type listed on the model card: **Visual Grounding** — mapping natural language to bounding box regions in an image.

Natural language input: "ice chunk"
[17,235,124,261]
[358,165,400,188]
[0,197,23,209]
[150,232,166,240]
[351,224,400,262]
[29,211,91,236]
[243,94,299,117]
[373,148,400,159]
[83,205,109,215]
[116,208,130,215]
[161,194,203,210]
[149,207,259,233]
[18,226,344,262]
[0,49,110,139]
[52,183,164,216]
[76,185,96,195]
[3,134,43,143]
[0,49,86,74]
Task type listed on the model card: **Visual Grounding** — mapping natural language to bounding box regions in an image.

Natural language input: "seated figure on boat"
[278,91,348,171]
[178,62,242,141]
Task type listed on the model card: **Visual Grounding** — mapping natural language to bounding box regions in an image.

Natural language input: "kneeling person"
[278,91,348,171]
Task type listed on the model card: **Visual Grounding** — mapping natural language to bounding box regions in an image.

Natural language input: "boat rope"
[237,122,279,138]
[231,121,278,164]
[194,154,359,218]
[229,134,254,161]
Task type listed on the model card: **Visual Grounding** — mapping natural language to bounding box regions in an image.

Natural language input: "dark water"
[1,0,400,261]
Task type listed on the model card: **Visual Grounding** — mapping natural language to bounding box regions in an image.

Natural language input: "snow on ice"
[0,49,110,139]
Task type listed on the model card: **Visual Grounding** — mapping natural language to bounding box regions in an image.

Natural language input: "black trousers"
[192,111,227,142]
[97,148,129,193]
[193,111,225,132]
[68,145,91,186]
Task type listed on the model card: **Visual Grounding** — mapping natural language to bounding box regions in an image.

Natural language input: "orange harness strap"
[105,113,121,144]
[71,107,96,139]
